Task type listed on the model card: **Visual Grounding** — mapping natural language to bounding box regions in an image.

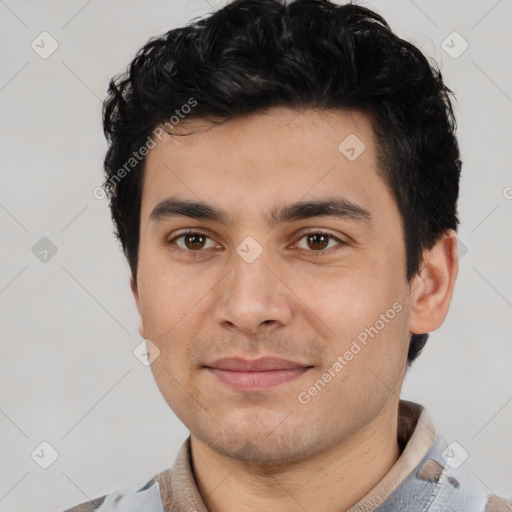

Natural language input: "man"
[65,0,510,510]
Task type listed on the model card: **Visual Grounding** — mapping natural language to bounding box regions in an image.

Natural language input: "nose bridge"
[230,248,272,298]
[214,243,292,333]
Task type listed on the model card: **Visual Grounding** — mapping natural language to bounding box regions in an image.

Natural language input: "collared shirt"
[63,400,512,512]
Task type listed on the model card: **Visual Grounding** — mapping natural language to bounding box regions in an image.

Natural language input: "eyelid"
[167,229,220,250]
[293,227,347,242]
[290,229,348,252]
[168,228,211,240]
[167,228,348,255]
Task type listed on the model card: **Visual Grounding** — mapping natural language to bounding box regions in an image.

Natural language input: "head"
[102,0,460,465]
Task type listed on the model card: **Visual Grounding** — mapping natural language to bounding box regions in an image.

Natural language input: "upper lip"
[205,357,311,371]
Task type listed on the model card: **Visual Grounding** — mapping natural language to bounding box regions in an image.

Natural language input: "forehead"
[140,107,391,225]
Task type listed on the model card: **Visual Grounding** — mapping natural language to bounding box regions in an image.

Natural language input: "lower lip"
[207,367,311,391]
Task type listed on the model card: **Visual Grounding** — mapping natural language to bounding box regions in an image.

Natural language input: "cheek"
[299,261,409,376]
[299,262,397,331]
[138,264,214,337]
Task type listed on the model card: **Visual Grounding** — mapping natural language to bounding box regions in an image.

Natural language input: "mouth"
[204,357,314,392]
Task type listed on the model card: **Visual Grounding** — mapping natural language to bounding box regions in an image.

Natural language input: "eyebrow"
[149,196,373,228]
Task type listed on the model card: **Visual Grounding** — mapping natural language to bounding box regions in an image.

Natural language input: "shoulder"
[63,495,107,512]
[410,434,512,511]
[378,432,512,512]
[415,454,512,511]
[62,477,164,512]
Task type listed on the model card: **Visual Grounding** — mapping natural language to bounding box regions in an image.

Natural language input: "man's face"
[132,107,414,465]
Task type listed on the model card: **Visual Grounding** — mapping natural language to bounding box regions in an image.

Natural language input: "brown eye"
[294,231,347,254]
[184,233,207,250]
[170,231,217,252]
[306,233,330,251]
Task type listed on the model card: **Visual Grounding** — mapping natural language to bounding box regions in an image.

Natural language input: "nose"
[213,250,293,335]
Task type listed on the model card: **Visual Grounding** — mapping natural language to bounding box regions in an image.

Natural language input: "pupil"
[184,234,330,251]
[186,234,205,249]
[308,234,328,250]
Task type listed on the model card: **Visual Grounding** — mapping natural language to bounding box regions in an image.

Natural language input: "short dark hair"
[102,0,461,365]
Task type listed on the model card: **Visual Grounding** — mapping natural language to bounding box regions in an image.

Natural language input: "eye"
[167,229,347,258]
[293,230,347,254]
[169,230,218,253]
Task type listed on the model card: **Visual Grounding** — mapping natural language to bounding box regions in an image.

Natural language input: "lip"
[205,357,313,391]
[207,356,310,371]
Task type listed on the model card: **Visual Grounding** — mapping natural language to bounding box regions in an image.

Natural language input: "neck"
[190,402,401,512]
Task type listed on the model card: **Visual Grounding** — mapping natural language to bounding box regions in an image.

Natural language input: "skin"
[130,106,458,512]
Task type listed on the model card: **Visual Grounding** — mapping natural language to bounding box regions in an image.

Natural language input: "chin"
[192,416,324,467]
[210,435,311,466]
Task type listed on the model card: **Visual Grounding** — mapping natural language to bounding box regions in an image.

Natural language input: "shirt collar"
[347,400,436,511]
[154,399,436,512]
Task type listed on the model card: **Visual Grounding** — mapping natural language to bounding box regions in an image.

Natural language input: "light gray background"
[1,1,511,510]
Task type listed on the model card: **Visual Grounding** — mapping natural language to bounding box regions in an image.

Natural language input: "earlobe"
[130,276,145,339]
[408,229,459,335]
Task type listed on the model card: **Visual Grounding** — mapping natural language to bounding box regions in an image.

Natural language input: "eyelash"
[167,229,347,258]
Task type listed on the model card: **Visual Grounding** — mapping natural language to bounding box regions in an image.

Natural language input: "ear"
[408,229,459,335]
[130,275,145,339]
